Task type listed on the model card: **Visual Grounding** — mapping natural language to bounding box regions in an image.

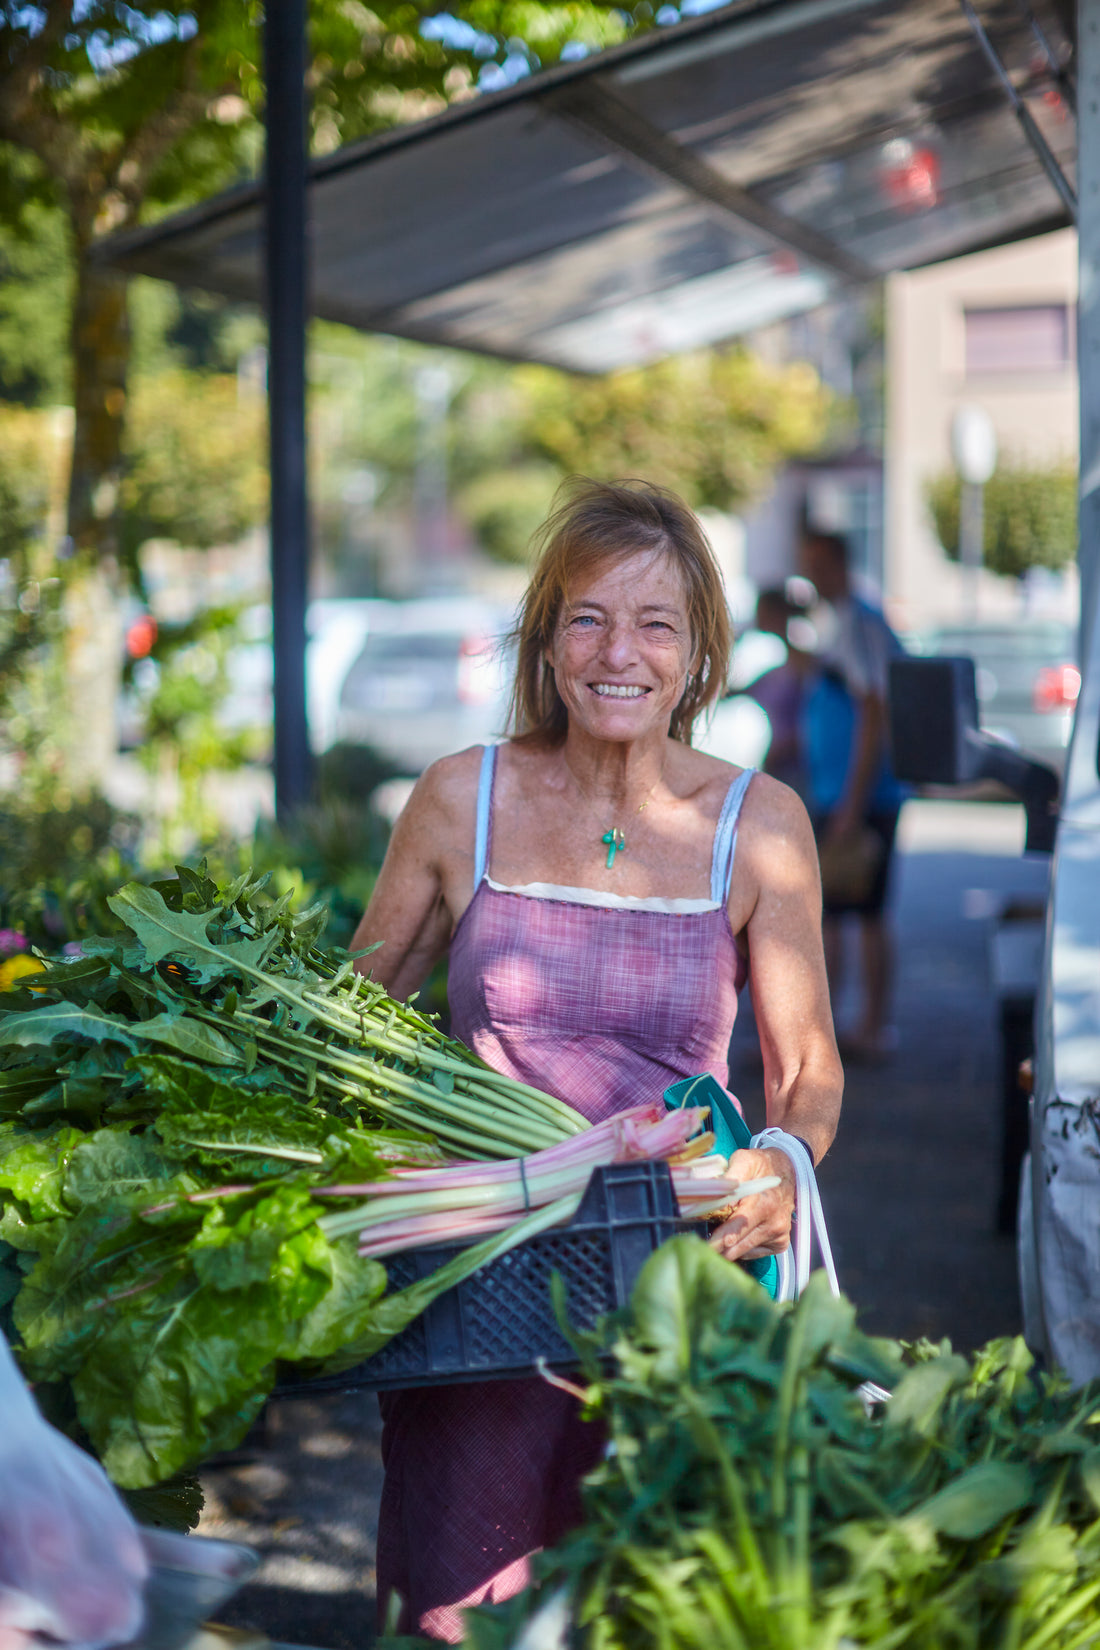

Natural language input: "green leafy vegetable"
[0,864,590,1491]
[454,1240,1100,1650]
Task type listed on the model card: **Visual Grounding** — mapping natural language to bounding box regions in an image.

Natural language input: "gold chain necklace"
[599,776,663,869]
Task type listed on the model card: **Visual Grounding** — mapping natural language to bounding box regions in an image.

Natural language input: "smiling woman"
[511,478,731,747]
[351,476,842,1641]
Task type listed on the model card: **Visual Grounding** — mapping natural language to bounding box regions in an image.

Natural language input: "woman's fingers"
[708,1191,787,1258]
[709,1147,795,1261]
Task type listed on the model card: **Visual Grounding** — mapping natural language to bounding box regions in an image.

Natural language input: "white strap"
[748,1130,889,1407]
[709,767,755,904]
[473,744,497,885]
[750,1127,840,1302]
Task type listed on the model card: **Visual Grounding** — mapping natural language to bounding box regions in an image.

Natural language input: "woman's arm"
[711,777,843,1261]
[349,752,477,1000]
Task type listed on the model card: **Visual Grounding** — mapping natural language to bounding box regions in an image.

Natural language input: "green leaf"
[64,1129,177,1209]
[130,1013,242,1067]
[784,1270,857,1367]
[14,1193,201,1379]
[884,1354,969,1436]
[908,1460,1035,1539]
[0,1002,136,1052]
[627,1236,766,1382]
[138,1054,347,1170]
[291,901,329,951]
[1079,1447,1100,1510]
[121,1472,204,1533]
[0,1125,84,1220]
[107,882,281,985]
[17,956,110,994]
[73,1186,333,1486]
[281,1236,387,1365]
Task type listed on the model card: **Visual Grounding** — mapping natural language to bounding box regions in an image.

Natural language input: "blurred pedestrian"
[800,530,906,1061]
[747,586,816,799]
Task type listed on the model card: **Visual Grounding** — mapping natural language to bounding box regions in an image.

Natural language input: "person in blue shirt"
[801,530,906,1062]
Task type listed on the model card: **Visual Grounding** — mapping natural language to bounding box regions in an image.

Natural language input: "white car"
[330,598,516,772]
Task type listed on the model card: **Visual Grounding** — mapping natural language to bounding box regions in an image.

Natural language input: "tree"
[0,0,643,783]
[120,370,267,571]
[518,349,834,514]
[925,459,1077,580]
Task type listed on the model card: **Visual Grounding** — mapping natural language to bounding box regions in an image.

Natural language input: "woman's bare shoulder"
[739,770,817,854]
[670,742,752,805]
[393,745,485,846]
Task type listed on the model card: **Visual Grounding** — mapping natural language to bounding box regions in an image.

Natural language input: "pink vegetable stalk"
[314,1102,779,1259]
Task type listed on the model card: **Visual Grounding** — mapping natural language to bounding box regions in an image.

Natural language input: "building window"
[964,305,1073,374]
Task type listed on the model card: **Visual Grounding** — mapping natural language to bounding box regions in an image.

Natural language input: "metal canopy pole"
[959,0,1078,220]
[265,0,312,818]
[1080,0,1100,662]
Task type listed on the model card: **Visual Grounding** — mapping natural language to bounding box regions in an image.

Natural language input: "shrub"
[926,458,1077,580]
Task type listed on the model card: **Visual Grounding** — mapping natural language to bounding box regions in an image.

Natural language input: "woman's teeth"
[592,684,648,698]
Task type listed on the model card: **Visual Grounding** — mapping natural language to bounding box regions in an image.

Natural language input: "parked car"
[908,619,1079,777]
[333,598,516,773]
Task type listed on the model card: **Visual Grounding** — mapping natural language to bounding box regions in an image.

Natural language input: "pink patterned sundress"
[376,746,754,1640]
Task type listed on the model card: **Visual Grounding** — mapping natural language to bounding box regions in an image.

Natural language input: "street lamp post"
[950,405,998,623]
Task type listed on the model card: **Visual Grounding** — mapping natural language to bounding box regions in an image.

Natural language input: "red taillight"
[1033,663,1080,712]
[126,614,158,659]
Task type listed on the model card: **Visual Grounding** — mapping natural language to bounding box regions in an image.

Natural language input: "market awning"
[99,0,1076,372]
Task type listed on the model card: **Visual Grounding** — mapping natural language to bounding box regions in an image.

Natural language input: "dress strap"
[710,768,755,904]
[473,744,498,885]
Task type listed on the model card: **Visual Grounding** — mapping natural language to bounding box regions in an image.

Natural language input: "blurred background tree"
[925,459,1077,580]
[519,350,833,514]
[120,371,267,577]
[0,0,645,784]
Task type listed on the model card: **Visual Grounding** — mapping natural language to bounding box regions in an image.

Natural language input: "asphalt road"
[197,797,1046,1648]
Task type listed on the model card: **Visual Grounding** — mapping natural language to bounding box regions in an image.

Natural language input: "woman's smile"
[588,682,651,699]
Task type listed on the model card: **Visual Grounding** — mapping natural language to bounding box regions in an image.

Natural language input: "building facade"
[884,228,1077,630]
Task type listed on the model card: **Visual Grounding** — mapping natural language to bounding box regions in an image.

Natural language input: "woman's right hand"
[707,1146,796,1262]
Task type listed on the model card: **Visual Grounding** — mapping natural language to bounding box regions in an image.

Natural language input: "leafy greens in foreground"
[0,865,588,1492]
[450,1240,1100,1650]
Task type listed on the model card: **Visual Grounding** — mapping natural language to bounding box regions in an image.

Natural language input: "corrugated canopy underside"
[100,0,1076,371]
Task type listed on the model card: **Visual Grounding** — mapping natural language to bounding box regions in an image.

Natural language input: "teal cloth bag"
[663,1073,781,1300]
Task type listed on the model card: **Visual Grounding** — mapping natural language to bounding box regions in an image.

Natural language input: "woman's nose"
[601,624,636,667]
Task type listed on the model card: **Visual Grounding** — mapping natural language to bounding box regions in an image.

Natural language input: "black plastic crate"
[282,1160,688,1394]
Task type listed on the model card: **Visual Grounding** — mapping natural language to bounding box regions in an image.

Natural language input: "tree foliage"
[120,371,267,565]
[0,192,69,406]
[518,350,834,514]
[456,462,562,563]
[925,459,1078,580]
[0,407,68,566]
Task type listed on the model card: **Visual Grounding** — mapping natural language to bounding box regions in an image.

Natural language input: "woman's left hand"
[708,1146,795,1261]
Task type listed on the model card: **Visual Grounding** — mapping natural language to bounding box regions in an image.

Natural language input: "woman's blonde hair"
[507,477,731,746]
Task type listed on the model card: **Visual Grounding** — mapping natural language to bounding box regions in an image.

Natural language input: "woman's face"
[547,550,695,743]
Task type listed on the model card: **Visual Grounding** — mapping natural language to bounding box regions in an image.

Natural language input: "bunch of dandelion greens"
[0,865,748,1496]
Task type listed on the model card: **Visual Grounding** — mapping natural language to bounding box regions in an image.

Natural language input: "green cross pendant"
[602,827,626,869]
